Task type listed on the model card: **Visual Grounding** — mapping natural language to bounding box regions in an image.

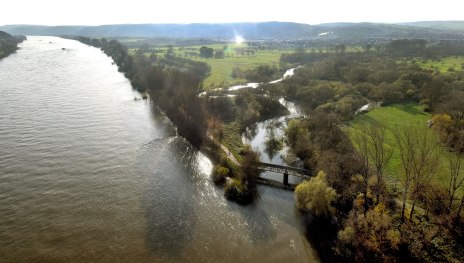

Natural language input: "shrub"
[224,178,255,204]
[295,170,337,217]
[224,178,241,200]
[211,165,229,185]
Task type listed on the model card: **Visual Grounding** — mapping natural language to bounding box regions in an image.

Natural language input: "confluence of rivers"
[0,36,318,262]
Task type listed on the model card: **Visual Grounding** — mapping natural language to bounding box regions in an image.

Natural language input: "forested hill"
[401,21,464,31]
[0,30,15,40]
[0,31,25,59]
[1,22,463,39]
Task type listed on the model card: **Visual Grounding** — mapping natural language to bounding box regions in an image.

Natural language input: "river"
[0,36,319,262]
[243,98,307,184]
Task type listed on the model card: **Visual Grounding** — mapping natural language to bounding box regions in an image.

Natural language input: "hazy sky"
[1,0,462,26]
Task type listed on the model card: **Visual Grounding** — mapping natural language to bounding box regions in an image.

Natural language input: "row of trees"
[231,65,279,83]
[280,39,464,65]
[76,36,209,148]
[0,31,25,59]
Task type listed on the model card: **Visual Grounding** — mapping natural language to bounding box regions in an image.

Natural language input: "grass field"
[128,44,285,89]
[345,103,459,190]
[221,121,244,162]
[177,43,284,89]
[196,51,282,89]
[403,56,464,73]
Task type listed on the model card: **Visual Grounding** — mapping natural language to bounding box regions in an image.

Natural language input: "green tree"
[212,165,229,185]
[239,145,261,187]
[285,119,313,162]
[214,50,225,59]
[199,46,214,58]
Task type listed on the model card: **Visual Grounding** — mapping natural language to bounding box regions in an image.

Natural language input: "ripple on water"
[0,36,318,262]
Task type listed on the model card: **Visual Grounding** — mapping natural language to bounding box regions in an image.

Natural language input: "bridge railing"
[252,161,312,177]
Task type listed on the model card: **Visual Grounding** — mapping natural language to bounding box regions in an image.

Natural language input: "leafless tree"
[395,125,418,222]
[409,127,440,219]
[353,124,372,211]
[353,121,393,210]
[366,121,393,203]
[444,149,464,213]
[395,124,440,221]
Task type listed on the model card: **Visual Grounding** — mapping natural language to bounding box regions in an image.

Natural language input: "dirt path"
[219,142,240,165]
[207,133,239,165]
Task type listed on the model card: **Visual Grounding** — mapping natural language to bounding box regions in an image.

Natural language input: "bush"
[238,145,261,187]
[211,165,229,185]
[224,178,240,200]
[295,170,337,217]
[224,178,255,204]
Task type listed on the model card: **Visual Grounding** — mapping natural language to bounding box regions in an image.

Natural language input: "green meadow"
[403,56,464,73]
[177,44,284,89]
[128,44,285,89]
[345,103,459,191]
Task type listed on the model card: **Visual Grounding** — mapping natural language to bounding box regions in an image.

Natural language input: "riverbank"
[0,36,320,263]
[0,31,26,59]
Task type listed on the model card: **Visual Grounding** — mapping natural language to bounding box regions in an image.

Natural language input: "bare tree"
[353,124,372,211]
[395,126,418,222]
[395,124,440,221]
[409,127,440,219]
[366,121,393,203]
[353,121,393,210]
[444,149,464,213]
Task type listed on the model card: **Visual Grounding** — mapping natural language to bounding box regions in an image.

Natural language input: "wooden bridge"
[252,162,312,186]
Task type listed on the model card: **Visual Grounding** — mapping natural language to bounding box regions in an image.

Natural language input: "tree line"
[281,39,464,65]
[0,31,25,60]
[75,36,210,148]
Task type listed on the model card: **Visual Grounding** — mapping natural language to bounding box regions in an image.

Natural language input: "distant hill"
[1,22,463,40]
[401,21,464,31]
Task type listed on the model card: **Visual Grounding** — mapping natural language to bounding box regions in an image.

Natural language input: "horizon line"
[2,20,464,28]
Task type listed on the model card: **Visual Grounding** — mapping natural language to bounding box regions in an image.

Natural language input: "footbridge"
[252,162,312,186]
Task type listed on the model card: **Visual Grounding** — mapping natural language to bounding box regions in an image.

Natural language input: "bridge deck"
[253,162,312,179]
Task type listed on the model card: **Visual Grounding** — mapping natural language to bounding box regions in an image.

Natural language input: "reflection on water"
[0,36,318,262]
[242,99,307,184]
[229,67,300,91]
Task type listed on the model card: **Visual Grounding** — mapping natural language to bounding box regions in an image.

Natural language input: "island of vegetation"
[73,34,464,262]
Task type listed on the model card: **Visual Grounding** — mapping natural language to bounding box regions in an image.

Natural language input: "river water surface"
[0,37,319,262]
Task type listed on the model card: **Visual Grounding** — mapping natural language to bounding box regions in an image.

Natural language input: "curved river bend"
[0,37,318,262]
